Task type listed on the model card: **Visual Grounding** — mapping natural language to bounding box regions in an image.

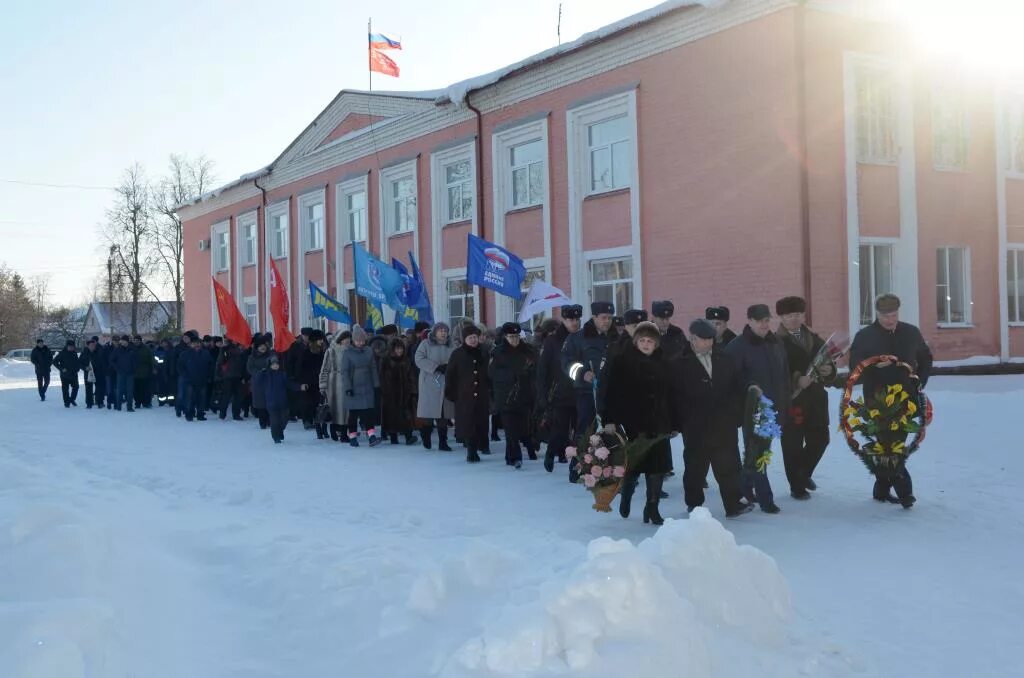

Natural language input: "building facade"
[178,0,1024,360]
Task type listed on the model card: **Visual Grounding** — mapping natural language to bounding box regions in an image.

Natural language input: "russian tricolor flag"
[369,32,402,50]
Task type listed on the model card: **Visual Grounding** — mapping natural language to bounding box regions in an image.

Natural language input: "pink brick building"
[177,0,1024,361]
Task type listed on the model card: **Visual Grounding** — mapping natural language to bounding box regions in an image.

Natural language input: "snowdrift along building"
[177,0,1024,361]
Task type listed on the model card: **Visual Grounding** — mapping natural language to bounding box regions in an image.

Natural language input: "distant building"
[177,0,1024,360]
[81,301,177,339]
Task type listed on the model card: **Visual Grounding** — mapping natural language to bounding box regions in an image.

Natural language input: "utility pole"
[108,245,116,337]
[557,3,563,45]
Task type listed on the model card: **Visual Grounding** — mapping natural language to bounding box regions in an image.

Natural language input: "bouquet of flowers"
[792,331,850,398]
[743,392,782,473]
[839,355,933,473]
[566,426,665,512]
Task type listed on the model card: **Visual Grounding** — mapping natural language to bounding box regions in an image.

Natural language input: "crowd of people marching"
[29,291,932,525]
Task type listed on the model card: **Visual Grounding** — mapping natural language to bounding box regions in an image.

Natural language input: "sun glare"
[891,0,1024,73]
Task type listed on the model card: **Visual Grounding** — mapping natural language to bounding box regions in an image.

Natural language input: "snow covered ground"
[1,374,1021,677]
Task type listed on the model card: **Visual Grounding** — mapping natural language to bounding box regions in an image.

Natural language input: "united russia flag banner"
[308,281,353,325]
[466,233,526,299]
[353,242,404,308]
[518,280,573,323]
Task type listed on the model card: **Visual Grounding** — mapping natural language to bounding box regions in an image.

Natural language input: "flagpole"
[367,17,372,95]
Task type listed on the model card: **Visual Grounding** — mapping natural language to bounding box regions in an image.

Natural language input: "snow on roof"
[87,301,176,335]
[175,164,272,212]
[437,0,727,106]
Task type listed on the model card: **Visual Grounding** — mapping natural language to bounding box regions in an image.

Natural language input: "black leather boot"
[643,474,665,526]
[421,427,433,450]
[619,474,639,518]
[438,426,453,452]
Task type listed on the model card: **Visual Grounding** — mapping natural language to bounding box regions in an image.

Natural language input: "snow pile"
[440,0,728,106]
[0,357,39,387]
[435,509,834,678]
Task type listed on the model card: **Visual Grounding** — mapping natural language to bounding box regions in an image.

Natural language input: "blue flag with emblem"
[466,233,526,299]
[365,299,385,331]
[353,242,404,308]
[390,258,420,330]
[308,281,352,325]
[408,252,434,324]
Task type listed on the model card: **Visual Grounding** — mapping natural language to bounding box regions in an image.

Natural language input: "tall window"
[215,230,229,271]
[346,191,367,242]
[391,177,416,233]
[1009,98,1024,175]
[270,211,288,259]
[446,277,474,322]
[932,83,968,170]
[858,243,894,325]
[445,160,473,222]
[243,298,258,332]
[1009,249,1024,323]
[590,258,633,312]
[305,202,324,251]
[856,64,897,163]
[518,267,546,330]
[240,221,256,266]
[510,140,544,208]
[936,246,970,324]
[587,116,631,192]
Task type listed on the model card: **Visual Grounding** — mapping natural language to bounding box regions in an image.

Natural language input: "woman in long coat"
[600,322,676,525]
[489,322,537,468]
[318,331,351,441]
[445,324,491,463]
[341,326,380,446]
[414,322,455,451]
[380,338,418,445]
[246,334,275,429]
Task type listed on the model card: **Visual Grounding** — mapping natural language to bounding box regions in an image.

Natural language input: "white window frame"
[855,61,898,165]
[210,220,231,333]
[517,264,548,331]
[857,238,897,326]
[267,202,289,260]
[587,251,635,311]
[243,296,258,332]
[1006,94,1024,178]
[508,139,545,209]
[300,196,325,253]
[931,79,969,171]
[379,159,420,268]
[297,188,328,332]
[443,158,474,224]
[585,114,633,195]
[430,145,476,312]
[1009,247,1024,326]
[238,214,257,267]
[213,224,230,273]
[444,270,476,324]
[264,199,291,329]
[936,246,972,327]
[335,174,369,311]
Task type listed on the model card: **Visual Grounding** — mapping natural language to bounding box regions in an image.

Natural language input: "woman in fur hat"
[445,324,491,463]
[341,326,381,446]
[414,322,455,450]
[380,337,418,445]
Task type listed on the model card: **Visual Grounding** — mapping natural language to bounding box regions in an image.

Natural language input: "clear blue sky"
[0,0,665,306]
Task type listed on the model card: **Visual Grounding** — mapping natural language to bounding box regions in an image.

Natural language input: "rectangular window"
[243,298,258,332]
[445,160,473,223]
[305,202,324,251]
[446,277,474,323]
[858,243,894,325]
[270,212,288,259]
[346,191,367,242]
[856,64,897,163]
[518,267,546,330]
[510,140,544,208]
[590,258,633,312]
[936,246,970,324]
[1009,98,1024,175]
[391,178,417,234]
[587,116,632,193]
[215,230,229,272]
[932,83,968,170]
[1009,249,1024,323]
[240,222,256,266]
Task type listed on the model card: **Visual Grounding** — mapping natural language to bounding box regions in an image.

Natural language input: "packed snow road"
[0,374,1021,677]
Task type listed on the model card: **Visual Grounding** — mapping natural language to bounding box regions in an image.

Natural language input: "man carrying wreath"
[849,294,933,506]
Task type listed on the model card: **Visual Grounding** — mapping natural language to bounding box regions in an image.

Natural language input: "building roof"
[84,301,177,335]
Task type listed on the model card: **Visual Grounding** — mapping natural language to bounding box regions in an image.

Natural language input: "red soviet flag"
[369,47,400,77]
[268,258,296,353]
[211,278,252,348]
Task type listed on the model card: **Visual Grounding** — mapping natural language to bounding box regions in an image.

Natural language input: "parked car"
[2,348,33,361]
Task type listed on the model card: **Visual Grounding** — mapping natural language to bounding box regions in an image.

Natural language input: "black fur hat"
[775,296,806,316]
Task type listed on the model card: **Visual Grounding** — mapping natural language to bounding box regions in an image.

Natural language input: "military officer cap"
[651,300,674,319]
[561,304,583,320]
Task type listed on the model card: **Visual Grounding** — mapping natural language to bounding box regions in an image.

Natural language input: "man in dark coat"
[52,339,81,407]
[562,301,618,480]
[597,308,647,418]
[776,296,835,499]
[537,305,581,472]
[285,327,312,420]
[78,336,108,409]
[849,293,933,507]
[725,304,790,513]
[445,324,491,463]
[111,335,137,411]
[216,339,248,420]
[706,306,737,345]
[380,338,418,445]
[675,319,748,517]
[171,331,196,416]
[132,335,155,409]
[30,338,53,401]
[651,300,688,360]
[298,329,327,430]
[179,339,214,421]
[100,336,117,409]
[490,322,537,469]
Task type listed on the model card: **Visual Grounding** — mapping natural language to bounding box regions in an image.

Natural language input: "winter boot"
[873,478,900,503]
[806,478,818,491]
[642,474,665,526]
[368,429,381,447]
[438,427,453,452]
[390,432,399,445]
[404,432,418,446]
[526,445,538,461]
[329,425,340,441]
[349,433,360,448]
[618,474,639,519]
[421,427,433,450]
[543,449,555,473]
[467,446,481,463]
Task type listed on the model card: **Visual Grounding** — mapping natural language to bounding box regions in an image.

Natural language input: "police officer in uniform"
[537,304,582,472]
[651,300,688,359]
[706,306,737,345]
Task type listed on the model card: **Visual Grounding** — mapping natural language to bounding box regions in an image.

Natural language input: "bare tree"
[152,154,215,331]
[104,164,158,335]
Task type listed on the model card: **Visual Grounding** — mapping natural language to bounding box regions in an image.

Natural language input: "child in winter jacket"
[255,355,292,443]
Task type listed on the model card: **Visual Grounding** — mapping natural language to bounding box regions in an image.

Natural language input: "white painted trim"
[440,266,477,324]
[996,89,1011,360]
[566,90,641,311]
[895,60,920,327]
[430,144,478,321]
[210,220,231,333]
[843,53,861,337]
[263,200,291,333]
[491,118,552,324]
[297,188,327,327]
[378,158,420,268]
[235,211,258,315]
[335,174,369,327]
[935,245,973,326]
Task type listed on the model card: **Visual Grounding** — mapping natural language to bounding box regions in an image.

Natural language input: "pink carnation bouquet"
[571,425,664,513]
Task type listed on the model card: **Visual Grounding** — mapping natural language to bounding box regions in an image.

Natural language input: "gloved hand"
[435,364,447,375]
[602,422,617,435]
[346,389,354,397]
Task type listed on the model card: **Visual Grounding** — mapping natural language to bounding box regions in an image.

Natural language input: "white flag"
[518,280,574,323]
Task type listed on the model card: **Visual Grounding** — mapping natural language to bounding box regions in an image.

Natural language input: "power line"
[0,178,114,191]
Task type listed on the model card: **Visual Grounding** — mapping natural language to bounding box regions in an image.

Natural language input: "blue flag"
[353,242,404,308]
[308,281,352,325]
[466,233,526,299]
[366,299,385,331]
[409,252,434,324]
